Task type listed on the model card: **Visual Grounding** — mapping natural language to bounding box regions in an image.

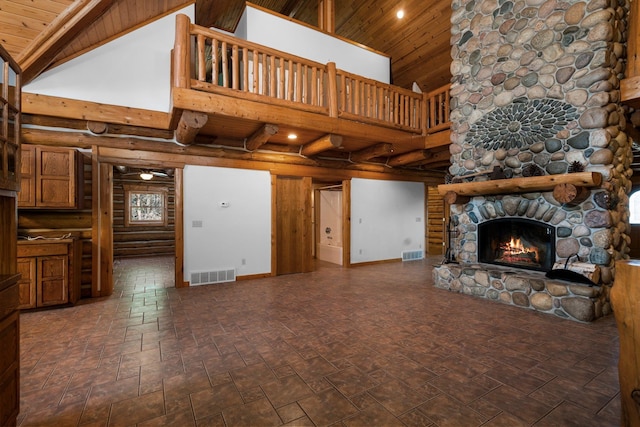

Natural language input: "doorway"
[314,183,344,265]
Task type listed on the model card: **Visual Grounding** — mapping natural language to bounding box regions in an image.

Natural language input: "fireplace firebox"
[478,218,555,272]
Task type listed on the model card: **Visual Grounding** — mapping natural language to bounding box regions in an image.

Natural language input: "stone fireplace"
[432,0,633,321]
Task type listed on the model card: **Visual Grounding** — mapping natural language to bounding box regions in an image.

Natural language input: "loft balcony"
[170,14,451,170]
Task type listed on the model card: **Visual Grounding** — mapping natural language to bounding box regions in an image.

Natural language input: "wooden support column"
[246,124,279,151]
[318,0,335,33]
[175,110,208,145]
[350,143,394,162]
[610,260,640,426]
[327,62,339,118]
[174,168,187,287]
[301,134,342,157]
[621,0,640,107]
[91,149,113,297]
[174,14,191,89]
[388,150,430,167]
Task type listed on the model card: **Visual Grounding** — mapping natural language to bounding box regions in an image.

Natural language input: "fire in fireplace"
[478,218,555,272]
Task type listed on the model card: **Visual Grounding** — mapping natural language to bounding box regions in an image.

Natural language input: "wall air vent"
[190,268,236,286]
[401,250,424,261]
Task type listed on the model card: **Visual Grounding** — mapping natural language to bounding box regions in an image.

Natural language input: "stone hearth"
[433,263,608,322]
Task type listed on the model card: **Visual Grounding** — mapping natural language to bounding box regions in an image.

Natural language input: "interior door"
[275,176,313,275]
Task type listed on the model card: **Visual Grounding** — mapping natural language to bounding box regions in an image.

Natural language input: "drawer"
[17,241,70,257]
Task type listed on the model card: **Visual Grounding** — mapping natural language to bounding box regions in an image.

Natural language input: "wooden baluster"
[232,44,239,90]
[311,67,317,106]
[212,39,218,86]
[243,47,249,90]
[269,56,276,97]
[221,41,228,87]
[262,54,268,96]
[318,68,325,108]
[421,92,428,135]
[377,85,384,120]
[429,94,436,128]
[327,62,337,117]
[252,50,259,93]
[393,92,399,125]
[302,65,308,104]
[197,35,206,81]
[287,60,294,101]
[296,63,302,102]
[278,57,285,100]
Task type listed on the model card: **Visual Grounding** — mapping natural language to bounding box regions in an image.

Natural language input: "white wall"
[236,5,390,83]
[183,165,272,279]
[350,179,424,263]
[319,190,342,246]
[24,6,194,111]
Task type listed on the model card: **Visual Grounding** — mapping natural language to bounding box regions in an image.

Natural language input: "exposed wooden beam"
[424,129,451,149]
[246,124,279,151]
[350,143,394,162]
[22,92,172,130]
[301,134,343,157]
[20,0,115,83]
[87,121,108,134]
[175,110,208,145]
[388,150,431,167]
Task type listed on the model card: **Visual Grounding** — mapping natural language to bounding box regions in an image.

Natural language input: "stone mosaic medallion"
[465,98,578,150]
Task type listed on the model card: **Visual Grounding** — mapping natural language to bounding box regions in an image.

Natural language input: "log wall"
[112,171,175,258]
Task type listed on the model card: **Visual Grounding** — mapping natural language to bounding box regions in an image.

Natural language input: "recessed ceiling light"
[140,172,154,180]
[288,133,297,140]
[396,10,405,19]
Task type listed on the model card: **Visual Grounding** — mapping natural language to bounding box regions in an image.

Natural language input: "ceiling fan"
[115,165,174,180]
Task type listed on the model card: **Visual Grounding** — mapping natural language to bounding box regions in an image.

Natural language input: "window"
[124,185,168,227]
[631,191,640,224]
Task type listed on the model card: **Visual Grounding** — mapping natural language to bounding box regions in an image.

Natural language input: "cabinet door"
[36,147,76,208]
[16,258,36,309]
[18,145,35,207]
[37,256,68,307]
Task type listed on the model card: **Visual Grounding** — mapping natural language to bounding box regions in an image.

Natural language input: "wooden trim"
[350,258,401,267]
[174,168,186,287]
[437,171,603,197]
[22,92,172,130]
[91,148,100,297]
[342,179,351,267]
[236,272,273,281]
[99,163,113,296]
[270,174,277,276]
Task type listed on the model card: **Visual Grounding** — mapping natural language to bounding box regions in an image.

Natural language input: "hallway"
[18,256,620,426]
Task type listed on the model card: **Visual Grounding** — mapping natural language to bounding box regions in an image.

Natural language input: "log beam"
[87,121,108,134]
[175,110,208,145]
[350,143,394,162]
[388,150,430,167]
[246,124,279,151]
[437,171,602,196]
[301,134,342,157]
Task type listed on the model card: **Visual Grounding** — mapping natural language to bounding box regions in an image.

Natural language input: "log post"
[553,183,590,205]
[610,260,640,426]
[246,124,279,151]
[175,110,208,145]
[174,14,191,89]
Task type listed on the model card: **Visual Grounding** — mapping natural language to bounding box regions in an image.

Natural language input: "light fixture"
[287,133,298,140]
[140,172,154,180]
[396,9,405,19]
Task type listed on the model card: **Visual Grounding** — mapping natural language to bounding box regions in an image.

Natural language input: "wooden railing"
[173,14,450,135]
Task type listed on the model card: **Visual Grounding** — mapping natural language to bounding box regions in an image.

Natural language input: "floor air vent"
[190,268,236,286]
[402,250,424,261]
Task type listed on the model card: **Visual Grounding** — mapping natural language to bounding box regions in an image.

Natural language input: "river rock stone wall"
[438,0,633,320]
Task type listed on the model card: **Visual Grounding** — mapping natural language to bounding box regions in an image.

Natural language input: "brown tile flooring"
[18,256,621,426]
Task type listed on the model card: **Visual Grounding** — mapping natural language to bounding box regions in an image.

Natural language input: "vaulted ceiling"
[0,0,452,92]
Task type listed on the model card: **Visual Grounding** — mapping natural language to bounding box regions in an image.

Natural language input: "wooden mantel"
[437,171,602,197]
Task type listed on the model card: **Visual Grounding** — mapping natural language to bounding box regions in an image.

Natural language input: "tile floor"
[17,256,621,426]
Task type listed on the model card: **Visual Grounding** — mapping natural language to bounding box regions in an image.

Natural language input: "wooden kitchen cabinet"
[19,144,82,208]
[17,239,81,309]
